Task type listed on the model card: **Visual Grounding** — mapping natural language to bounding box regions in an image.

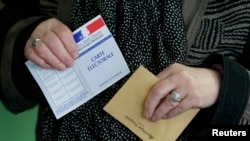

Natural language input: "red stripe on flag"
[86,17,105,35]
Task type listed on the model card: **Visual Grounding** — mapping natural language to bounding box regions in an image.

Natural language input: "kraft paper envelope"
[104,65,200,141]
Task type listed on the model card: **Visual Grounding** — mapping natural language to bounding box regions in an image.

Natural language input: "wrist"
[211,64,224,76]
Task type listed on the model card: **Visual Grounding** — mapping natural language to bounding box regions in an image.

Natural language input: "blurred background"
[0,0,38,141]
[0,103,37,141]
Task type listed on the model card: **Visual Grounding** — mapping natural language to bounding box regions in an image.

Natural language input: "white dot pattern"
[38,0,187,140]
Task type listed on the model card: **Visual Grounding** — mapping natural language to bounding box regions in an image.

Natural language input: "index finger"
[143,77,175,120]
[51,20,79,59]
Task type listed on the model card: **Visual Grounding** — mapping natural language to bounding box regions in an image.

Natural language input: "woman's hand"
[143,63,222,122]
[24,18,79,71]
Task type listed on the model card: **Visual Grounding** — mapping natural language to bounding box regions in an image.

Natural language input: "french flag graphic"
[86,17,105,35]
[74,30,84,43]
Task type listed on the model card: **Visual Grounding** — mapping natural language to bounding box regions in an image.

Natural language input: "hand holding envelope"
[104,66,200,141]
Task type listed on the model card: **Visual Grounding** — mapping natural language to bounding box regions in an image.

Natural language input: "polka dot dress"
[37,0,187,140]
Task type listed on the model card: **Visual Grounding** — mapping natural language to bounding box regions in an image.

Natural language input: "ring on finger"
[31,38,41,47]
[170,91,182,103]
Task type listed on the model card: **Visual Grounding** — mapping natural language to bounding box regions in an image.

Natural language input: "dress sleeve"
[203,54,250,125]
[180,53,250,140]
[0,0,58,113]
[189,24,250,126]
[242,70,250,122]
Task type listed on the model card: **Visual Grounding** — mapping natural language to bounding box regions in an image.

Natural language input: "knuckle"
[176,105,185,112]
[178,70,193,84]
[151,86,164,98]
[57,26,69,35]
[156,106,166,115]
[162,99,173,107]
[24,48,33,58]
[178,69,189,79]
[35,47,44,54]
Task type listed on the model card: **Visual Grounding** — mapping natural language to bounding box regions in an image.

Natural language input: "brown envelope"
[104,65,200,141]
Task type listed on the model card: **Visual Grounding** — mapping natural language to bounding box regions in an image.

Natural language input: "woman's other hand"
[144,63,222,122]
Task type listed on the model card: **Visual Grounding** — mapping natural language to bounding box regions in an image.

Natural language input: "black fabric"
[181,25,250,140]
[13,17,50,101]
[0,0,39,40]
[180,53,250,140]
[238,31,250,70]
[210,55,249,124]
[180,54,250,140]
[208,25,250,124]
[0,17,50,113]
[0,0,40,100]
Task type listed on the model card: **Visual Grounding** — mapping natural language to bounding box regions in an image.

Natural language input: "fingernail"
[150,116,156,122]
[72,51,79,59]
[44,64,51,69]
[67,61,74,68]
[143,111,149,119]
[57,63,66,71]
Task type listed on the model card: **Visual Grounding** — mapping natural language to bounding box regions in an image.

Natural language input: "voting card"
[26,15,130,119]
